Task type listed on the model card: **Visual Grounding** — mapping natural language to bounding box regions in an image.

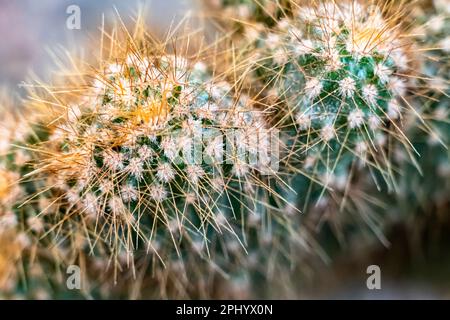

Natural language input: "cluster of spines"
[0,94,73,299]
[219,1,427,243]
[388,0,449,219]
[12,22,319,299]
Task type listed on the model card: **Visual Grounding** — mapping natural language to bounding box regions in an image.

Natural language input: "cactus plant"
[19,21,324,298]
[380,0,449,225]
[0,0,447,300]
[0,93,83,299]
[225,1,429,245]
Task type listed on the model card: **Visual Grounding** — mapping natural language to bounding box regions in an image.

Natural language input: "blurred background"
[0,0,203,91]
[0,0,449,299]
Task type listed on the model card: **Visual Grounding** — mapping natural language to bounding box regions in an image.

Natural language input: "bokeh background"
[0,0,203,90]
[1,0,449,299]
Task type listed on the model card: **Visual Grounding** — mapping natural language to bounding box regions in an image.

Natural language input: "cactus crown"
[246,1,415,192]
[25,25,291,272]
